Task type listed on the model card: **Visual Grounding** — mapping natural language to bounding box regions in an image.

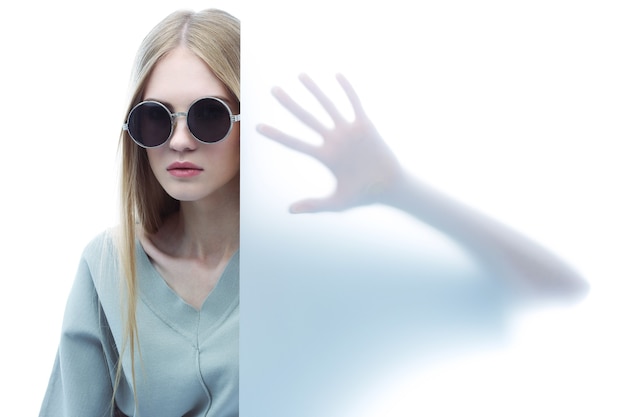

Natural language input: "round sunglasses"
[123,96,241,148]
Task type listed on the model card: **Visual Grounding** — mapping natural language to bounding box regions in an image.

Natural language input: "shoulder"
[62,230,120,319]
[75,228,122,292]
[81,228,119,263]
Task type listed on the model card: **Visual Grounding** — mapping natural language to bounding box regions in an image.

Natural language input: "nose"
[168,113,197,152]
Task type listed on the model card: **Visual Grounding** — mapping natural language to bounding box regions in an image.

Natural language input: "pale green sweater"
[39,232,239,417]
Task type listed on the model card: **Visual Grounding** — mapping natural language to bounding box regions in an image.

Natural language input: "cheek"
[146,148,164,170]
[227,123,240,149]
[219,127,240,167]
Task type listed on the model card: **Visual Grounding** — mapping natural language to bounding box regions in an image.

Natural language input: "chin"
[166,191,213,203]
[163,183,234,204]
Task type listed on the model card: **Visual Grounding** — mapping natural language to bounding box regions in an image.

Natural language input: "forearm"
[381,170,588,301]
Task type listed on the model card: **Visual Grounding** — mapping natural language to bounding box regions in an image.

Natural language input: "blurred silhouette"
[257,73,587,300]
[245,73,588,417]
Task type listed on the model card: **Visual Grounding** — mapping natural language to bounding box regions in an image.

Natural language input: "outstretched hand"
[257,73,404,213]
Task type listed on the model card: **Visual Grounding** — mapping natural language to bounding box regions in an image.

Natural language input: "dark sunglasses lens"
[187,98,232,143]
[128,102,172,147]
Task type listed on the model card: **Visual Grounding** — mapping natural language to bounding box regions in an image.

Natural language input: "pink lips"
[167,161,203,178]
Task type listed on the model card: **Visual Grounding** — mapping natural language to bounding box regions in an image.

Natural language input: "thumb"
[289,197,344,214]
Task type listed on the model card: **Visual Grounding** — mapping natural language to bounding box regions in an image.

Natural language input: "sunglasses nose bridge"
[168,111,197,150]
[170,111,190,133]
[171,111,188,125]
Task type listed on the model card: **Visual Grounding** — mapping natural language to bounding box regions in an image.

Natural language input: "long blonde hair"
[115,8,240,410]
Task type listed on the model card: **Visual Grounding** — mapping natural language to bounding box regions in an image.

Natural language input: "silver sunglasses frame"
[122,96,241,148]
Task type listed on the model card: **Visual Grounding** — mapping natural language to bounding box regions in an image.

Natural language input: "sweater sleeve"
[39,254,116,417]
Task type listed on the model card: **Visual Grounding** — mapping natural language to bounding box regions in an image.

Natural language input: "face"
[142,46,240,204]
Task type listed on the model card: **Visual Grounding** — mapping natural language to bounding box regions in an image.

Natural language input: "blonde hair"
[115,8,240,411]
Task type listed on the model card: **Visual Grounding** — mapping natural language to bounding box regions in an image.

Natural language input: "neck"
[153,175,240,262]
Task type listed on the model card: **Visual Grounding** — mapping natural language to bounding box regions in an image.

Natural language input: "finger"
[271,86,328,134]
[336,73,367,120]
[256,124,319,157]
[299,73,346,126]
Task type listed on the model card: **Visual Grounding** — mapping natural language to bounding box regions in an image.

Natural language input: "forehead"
[143,46,231,106]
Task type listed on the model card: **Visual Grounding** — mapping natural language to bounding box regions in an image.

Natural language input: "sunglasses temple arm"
[232,114,241,122]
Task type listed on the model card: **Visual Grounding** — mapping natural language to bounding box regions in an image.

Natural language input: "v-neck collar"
[135,240,239,343]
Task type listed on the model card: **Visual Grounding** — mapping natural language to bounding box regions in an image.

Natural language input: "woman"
[40,9,239,417]
[41,7,587,417]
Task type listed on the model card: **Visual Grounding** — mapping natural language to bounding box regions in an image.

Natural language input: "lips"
[167,161,203,177]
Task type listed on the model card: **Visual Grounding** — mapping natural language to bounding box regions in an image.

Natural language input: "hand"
[257,73,404,213]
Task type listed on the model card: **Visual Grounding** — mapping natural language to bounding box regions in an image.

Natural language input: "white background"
[1,0,624,415]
